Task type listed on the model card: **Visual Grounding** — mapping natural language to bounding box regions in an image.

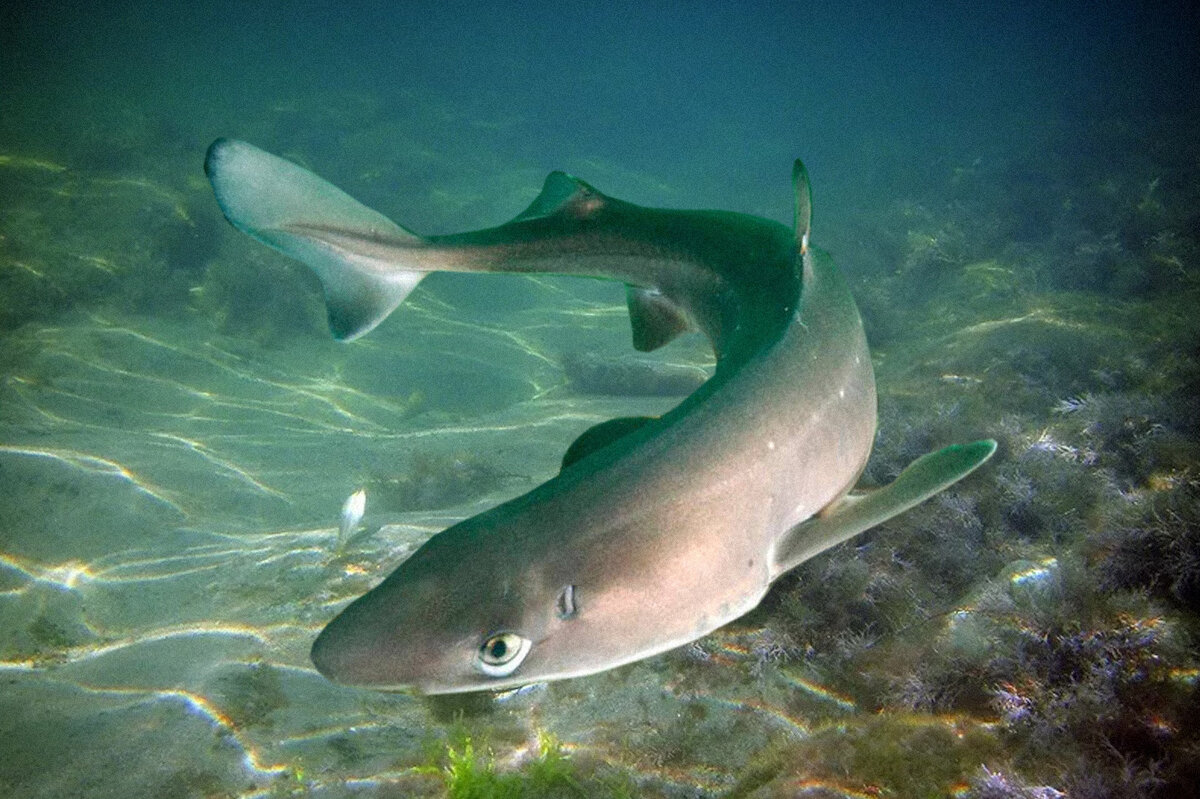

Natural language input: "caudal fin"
[205,138,425,340]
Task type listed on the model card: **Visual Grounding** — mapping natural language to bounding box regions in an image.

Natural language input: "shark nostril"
[556,584,578,619]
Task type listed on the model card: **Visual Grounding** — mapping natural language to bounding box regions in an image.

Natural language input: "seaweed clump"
[758,360,1200,797]
[964,766,1064,799]
[730,714,1002,799]
[561,351,708,397]
[418,730,631,799]
[1098,480,1200,614]
[875,553,1200,797]
[366,451,526,512]
[209,661,289,729]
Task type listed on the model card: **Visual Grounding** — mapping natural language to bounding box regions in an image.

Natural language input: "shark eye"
[476,632,531,677]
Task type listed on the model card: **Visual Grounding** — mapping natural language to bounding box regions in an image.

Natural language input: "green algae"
[721,715,1001,799]
[210,661,288,729]
[366,451,527,512]
[817,715,1001,799]
[420,730,631,799]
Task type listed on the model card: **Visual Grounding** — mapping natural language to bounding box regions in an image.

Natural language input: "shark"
[204,139,996,694]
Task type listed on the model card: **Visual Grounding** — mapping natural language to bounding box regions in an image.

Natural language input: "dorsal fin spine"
[792,160,812,255]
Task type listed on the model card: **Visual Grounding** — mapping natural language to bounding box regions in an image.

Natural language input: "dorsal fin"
[511,171,607,223]
[561,416,655,471]
[792,159,812,255]
[626,285,693,351]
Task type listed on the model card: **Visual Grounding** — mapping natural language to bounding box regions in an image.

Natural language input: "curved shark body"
[205,139,995,694]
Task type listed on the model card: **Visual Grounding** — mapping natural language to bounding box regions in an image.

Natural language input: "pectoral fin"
[770,439,997,579]
[561,416,656,470]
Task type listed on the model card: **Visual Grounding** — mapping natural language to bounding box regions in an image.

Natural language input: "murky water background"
[3,3,1198,796]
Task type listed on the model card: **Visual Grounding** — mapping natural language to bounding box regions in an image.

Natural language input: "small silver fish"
[337,488,366,547]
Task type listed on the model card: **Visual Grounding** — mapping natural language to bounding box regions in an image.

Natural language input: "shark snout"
[310,608,396,687]
[310,590,443,691]
[309,616,357,683]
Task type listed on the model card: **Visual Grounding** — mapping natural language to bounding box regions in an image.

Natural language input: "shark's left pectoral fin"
[770,439,997,579]
[561,415,656,470]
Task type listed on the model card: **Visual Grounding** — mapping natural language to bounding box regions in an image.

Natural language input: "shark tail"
[205,138,425,340]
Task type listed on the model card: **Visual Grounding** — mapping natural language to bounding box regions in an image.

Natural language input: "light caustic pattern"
[0,309,944,797]
[0,273,742,796]
[0,510,458,795]
[0,167,890,796]
[0,326,862,798]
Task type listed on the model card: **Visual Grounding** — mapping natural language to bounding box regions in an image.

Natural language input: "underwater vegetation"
[1098,480,1200,615]
[759,413,1200,793]
[1,70,1198,798]
[965,766,1065,799]
[365,451,528,512]
[417,730,626,799]
[753,426,1200,796]
[728,130,1200,797]
[560,351,709,397]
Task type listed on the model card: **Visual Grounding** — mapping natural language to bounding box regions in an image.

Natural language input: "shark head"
[308,455,776,695]
[310,504,650,694]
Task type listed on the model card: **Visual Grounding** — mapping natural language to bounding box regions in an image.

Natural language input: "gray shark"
[205,139,995,694]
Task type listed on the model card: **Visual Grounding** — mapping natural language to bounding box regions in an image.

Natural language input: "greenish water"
[3,2,1199,797]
